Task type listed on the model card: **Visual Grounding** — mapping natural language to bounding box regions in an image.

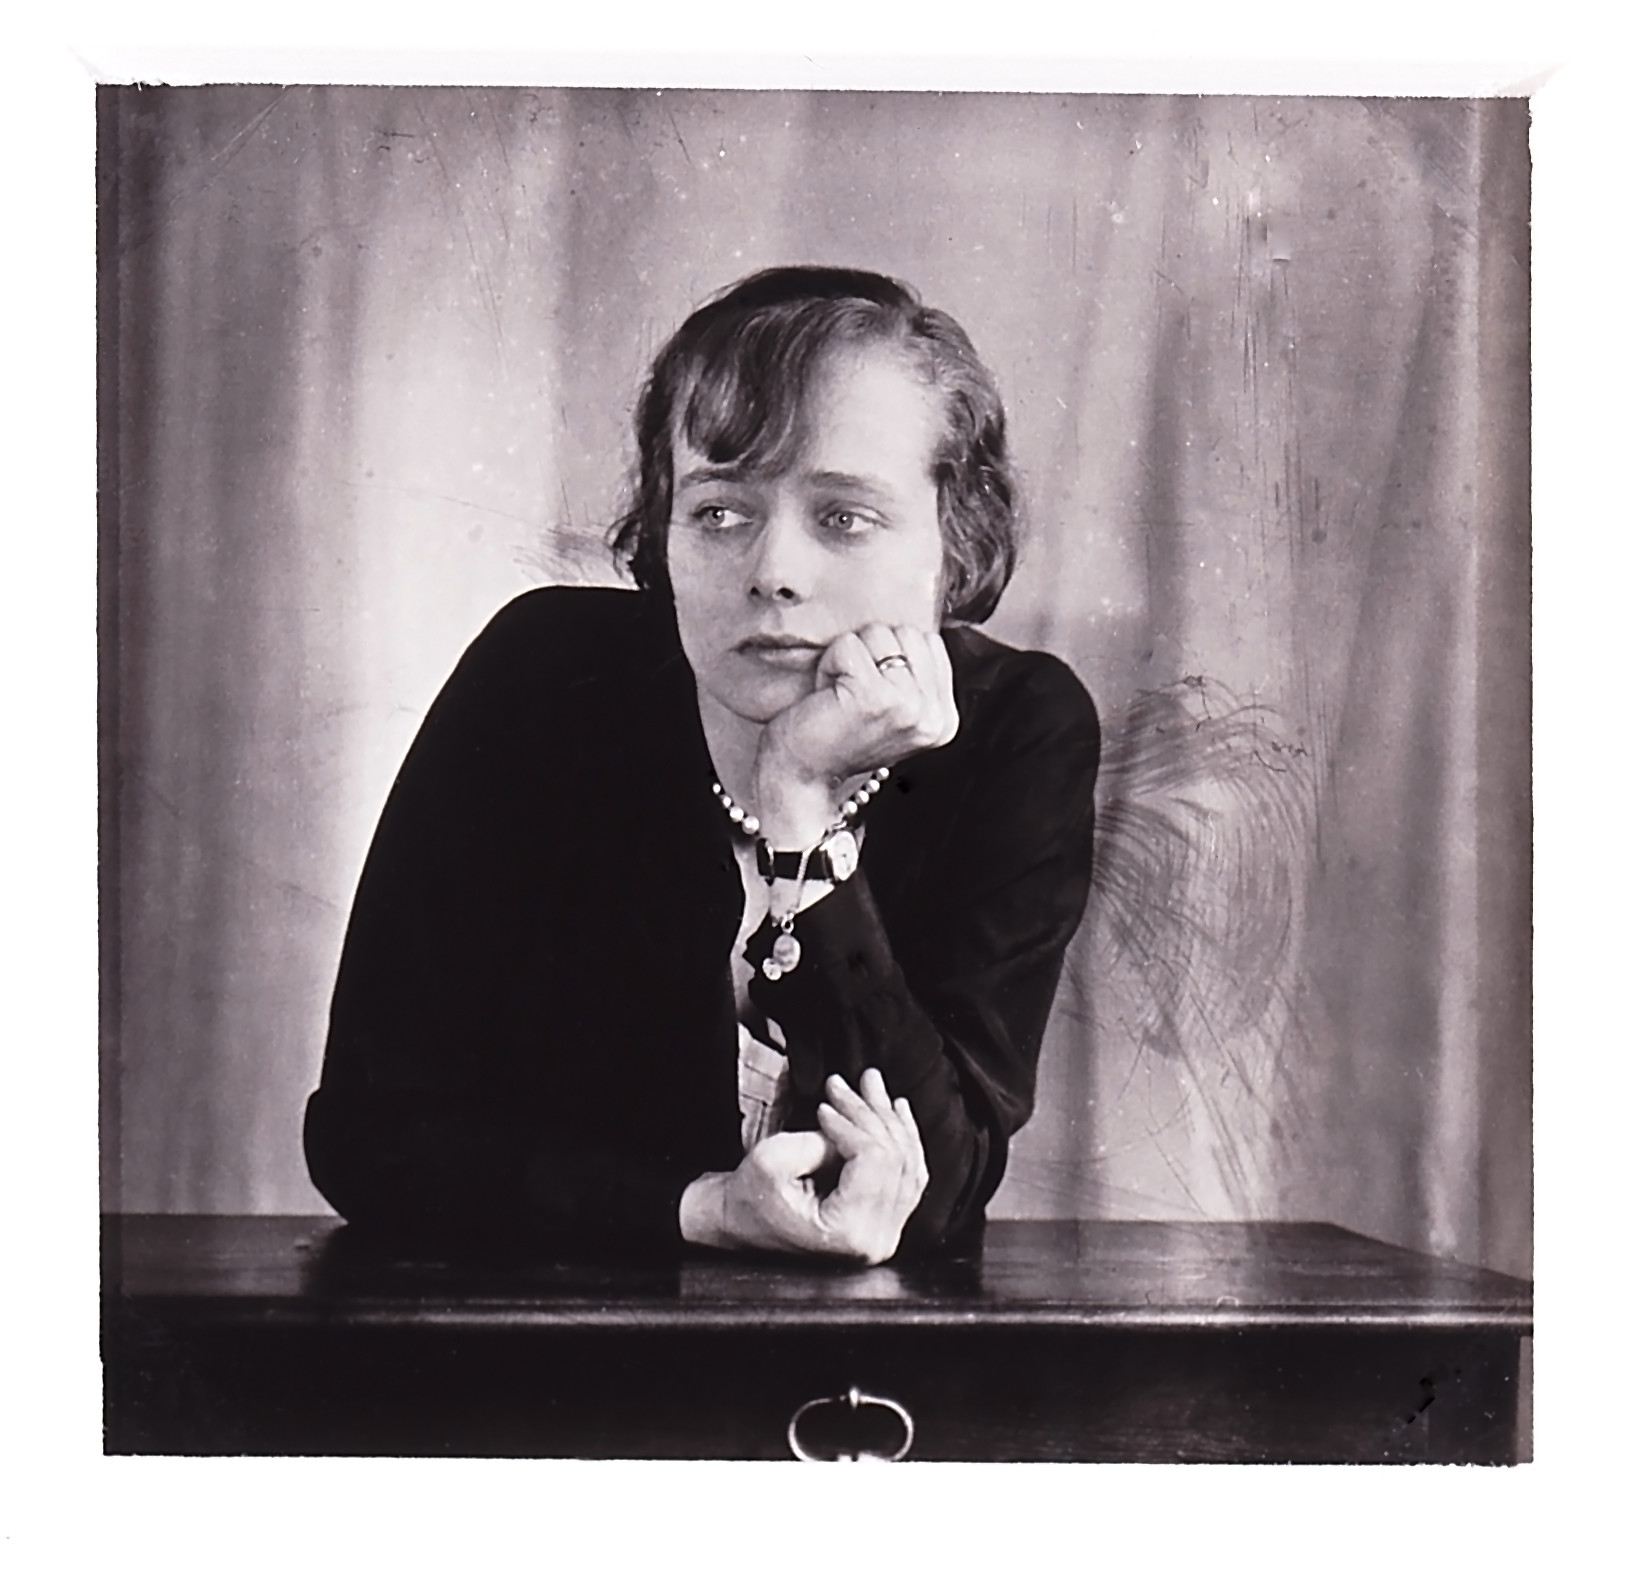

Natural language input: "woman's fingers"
[823,1074,894,1148]
[895,625,958,747]
[853,626,925,738]
[857,1070,918,1151]
[856,622,907,673]
[863,624,957,750]
[856,1067,896,1116]
[893,1096,929,1200]
[752,1128,840,1183]
[827,1071,912,1143]
[815,1140,918,1265]
[825,1071,921,1182]
[816,1101,868,1159]
[816,629,873,687]
[926,630,959,743]
[894,1093,924,1160]
[890,624,933,683]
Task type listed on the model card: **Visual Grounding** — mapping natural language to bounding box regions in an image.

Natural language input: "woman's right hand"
[680,1130,841,1257]
[811,1070,930,1264]
[679,1069,929,1265]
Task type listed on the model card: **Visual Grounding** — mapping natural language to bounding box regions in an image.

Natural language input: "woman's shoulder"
[478,583,663,653]
[943,623,1100,753]
[418,586,680,749]
[459,585,676,688]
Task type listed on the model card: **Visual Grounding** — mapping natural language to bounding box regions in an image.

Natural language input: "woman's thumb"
[756,1128,839,1180]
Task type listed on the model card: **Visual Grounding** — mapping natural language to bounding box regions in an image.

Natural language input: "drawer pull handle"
[787,1384,915,1462]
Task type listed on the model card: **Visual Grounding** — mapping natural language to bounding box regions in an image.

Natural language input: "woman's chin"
[701,665,814,725]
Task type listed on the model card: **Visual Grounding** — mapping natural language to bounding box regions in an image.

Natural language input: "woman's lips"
[736,637,824,671]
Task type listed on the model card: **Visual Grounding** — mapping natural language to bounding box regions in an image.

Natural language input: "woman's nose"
[747,510,812,603]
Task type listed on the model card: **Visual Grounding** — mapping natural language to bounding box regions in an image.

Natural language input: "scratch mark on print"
[1067,675,1317,1212]
[667,107,693,166]
[116,87,295,260]
[412,90,513,384]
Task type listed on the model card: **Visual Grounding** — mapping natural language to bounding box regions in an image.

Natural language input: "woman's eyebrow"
[674,463,751,489]
[801,469,898,504]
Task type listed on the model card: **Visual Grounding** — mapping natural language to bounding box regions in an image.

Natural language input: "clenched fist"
[751,623,959,848]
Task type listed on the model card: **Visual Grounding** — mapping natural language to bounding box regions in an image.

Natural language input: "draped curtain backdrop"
[100,88,1531,1277]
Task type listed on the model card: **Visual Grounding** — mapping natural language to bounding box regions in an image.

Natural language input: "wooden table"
[103,1215,1531,1462]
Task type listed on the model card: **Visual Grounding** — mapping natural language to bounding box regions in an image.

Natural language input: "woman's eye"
[691,504,749,531]
[823,507,878,536]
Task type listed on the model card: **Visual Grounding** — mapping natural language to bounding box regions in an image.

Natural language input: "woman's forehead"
[675,342,945,480]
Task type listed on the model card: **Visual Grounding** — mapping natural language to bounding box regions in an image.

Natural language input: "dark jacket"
[304,586,1099,1255]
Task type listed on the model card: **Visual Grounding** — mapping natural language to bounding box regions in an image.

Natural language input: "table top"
[104,1215,1532,1334]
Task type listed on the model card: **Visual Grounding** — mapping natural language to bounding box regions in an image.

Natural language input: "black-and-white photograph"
[98,84,1532,1462]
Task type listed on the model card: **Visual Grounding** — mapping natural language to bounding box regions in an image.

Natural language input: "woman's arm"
[745,643,1100,1253]
[304,1082,692,1252]
[303,590,716,1255]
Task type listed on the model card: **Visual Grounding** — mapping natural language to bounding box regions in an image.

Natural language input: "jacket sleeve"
[303,593,693,1255]
[744,652,1099,1253]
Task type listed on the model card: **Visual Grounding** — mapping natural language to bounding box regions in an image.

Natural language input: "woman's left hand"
[753,623,958,846]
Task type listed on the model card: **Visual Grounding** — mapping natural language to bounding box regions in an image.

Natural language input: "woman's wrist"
[751,749,842,849]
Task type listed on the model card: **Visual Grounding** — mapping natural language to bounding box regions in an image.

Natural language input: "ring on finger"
[876,653,910,674]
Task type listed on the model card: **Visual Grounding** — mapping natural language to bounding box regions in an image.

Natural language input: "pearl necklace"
[710,767,891,979]
[709,765,891,842]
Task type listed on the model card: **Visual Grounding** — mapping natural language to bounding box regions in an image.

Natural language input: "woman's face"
[666,344,946,725]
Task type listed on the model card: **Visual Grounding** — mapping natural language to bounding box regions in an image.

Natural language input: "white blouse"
[726,836,851,1152]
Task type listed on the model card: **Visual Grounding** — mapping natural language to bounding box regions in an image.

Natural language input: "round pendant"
[761,957,782,982]
[772,931,802,973]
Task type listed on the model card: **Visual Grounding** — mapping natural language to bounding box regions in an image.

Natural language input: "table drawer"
[105,1308,1523,1462]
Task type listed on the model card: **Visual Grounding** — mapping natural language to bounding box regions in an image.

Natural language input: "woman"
[304,266,1099,1264]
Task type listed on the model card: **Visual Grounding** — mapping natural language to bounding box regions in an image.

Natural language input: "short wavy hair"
[609,266,1019,625]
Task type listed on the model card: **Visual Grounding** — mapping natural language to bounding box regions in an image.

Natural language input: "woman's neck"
[696,690,766,808]
[696,687,853,850]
